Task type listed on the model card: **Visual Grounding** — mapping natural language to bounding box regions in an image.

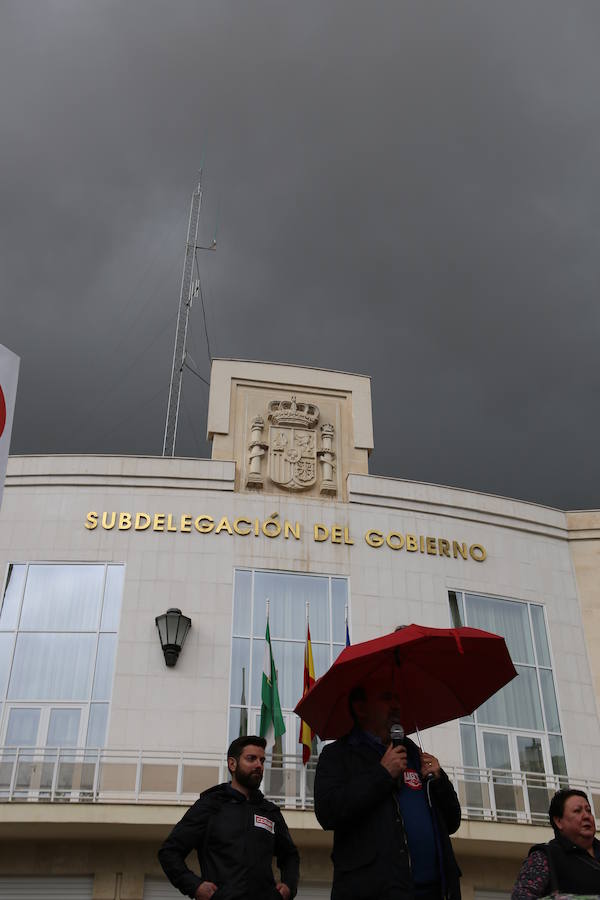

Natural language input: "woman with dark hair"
[511,788,600,899]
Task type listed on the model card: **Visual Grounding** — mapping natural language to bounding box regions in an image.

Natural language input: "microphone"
[390,724,405,748]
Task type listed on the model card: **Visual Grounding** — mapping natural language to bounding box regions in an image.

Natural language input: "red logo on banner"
[0,385,6,439]
[403,769,422,790]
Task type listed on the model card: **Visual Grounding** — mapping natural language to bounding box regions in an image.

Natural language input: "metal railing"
[1,746,599,826]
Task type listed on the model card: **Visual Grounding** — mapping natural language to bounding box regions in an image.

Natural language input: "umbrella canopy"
[294,623,517,739]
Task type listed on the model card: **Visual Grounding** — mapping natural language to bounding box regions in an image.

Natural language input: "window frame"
[449,589,568,776]
[0,561,123,750]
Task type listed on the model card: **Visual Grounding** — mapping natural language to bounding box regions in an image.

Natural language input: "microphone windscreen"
[390,724,405,747]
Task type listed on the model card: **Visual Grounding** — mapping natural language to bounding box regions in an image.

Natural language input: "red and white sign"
[0,344,20,511]
[403,769,422,790]
[254,814,275,834]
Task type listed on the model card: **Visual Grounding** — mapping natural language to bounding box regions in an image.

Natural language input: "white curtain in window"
[8,633,96,700]
[465,594,534,664]
[476,664,543,730]
[253,572,330,641]
[20,566,104,631]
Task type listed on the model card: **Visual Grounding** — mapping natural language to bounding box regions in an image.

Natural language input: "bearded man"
[158,735,299,900]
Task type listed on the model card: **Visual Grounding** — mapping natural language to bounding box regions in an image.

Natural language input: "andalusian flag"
[259,617,285,750]
[299,623,316,764]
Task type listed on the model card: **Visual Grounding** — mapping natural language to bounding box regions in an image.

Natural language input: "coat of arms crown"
[267,395,319,429]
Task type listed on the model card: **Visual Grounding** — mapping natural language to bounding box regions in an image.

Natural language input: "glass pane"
[0,564,26,629]
[251,639,264,708]
[517,736,544,773]
[460,723,479,767]
[332,643,345,662]
[20,565,104,630]
[312,643,331,680]
[47,708,81,747]
[476,665,543,730]
[540,670,560,732]
[483,732,511,770]
[549,734,567,777]
[249,638,305,712]
[92,634,117,701]
[253,572,329,642]
[5,708,40,746]
[230,638,251,706]
[233,570,252,636]
[531,605,551,667]
[448,591,464,628]
[332,579,348,643]
[0,633,14,697]
[101,565,124,631]
[228,707,243,744]
[9,633,96,700]
[86,704,109,748]
[465,594,534,664]
[270,640,304,711]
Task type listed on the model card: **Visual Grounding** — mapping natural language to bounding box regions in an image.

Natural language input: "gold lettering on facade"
[365,529,384,548]
[83,512,487,562]
[215,516,233,535]
[452,541,468,560]
[469,544,487,562]
[262,518,281,538]
[233,517,252,535]
[135,513,151,531]
[314,524,329,542]
[102,512,116,530]
[195,515,214,533]
[85,512,98,530]
[284,521,301,540]
[386,532,404,550]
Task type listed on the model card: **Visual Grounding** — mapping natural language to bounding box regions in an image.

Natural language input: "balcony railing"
[1,746,599,826]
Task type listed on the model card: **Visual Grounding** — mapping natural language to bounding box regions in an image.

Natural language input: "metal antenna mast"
[162,173,215,457]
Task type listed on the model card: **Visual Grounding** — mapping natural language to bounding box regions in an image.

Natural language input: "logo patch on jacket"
[254,814,275,833]
[403,769,422,790]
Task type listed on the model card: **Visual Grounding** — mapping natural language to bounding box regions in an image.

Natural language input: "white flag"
[0,344,20,511]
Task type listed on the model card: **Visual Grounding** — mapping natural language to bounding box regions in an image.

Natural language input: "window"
[450,590,565,820]
[0,563,124,750]
[229,569,348,757]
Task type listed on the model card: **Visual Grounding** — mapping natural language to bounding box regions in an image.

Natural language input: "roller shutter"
[0,876,93,898]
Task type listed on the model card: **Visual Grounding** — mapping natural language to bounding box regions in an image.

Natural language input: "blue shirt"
[350,729,439,887]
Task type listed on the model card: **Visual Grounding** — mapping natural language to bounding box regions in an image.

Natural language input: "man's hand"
[195,882,218,899]
[276,883,291,900]
[420,751,441,779]
[380,743,408,779]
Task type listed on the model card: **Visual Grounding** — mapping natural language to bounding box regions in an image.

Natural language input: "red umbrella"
[294,623,517,739]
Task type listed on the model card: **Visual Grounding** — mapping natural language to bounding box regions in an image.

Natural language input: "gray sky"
[2,1,599,509]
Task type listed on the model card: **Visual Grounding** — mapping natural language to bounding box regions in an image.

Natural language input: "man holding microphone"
[313,674,462,900]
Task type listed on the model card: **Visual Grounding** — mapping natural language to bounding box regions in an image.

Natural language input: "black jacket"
[158,782,300,900]
[314,734,462,900]
[529,834,600,896]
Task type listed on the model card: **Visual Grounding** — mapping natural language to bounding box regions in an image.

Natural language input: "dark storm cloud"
[2,1,600,507]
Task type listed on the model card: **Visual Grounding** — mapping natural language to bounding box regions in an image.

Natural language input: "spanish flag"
[299,623,316,764]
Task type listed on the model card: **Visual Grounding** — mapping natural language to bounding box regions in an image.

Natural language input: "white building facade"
[1,360,599,900]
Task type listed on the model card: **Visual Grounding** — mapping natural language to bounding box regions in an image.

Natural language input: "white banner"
[0,343,20,510]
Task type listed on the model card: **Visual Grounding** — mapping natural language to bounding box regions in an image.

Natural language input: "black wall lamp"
[155,607,192,667]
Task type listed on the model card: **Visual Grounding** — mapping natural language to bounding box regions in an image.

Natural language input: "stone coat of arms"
[269,425,317,489]
[246,394,336,495]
